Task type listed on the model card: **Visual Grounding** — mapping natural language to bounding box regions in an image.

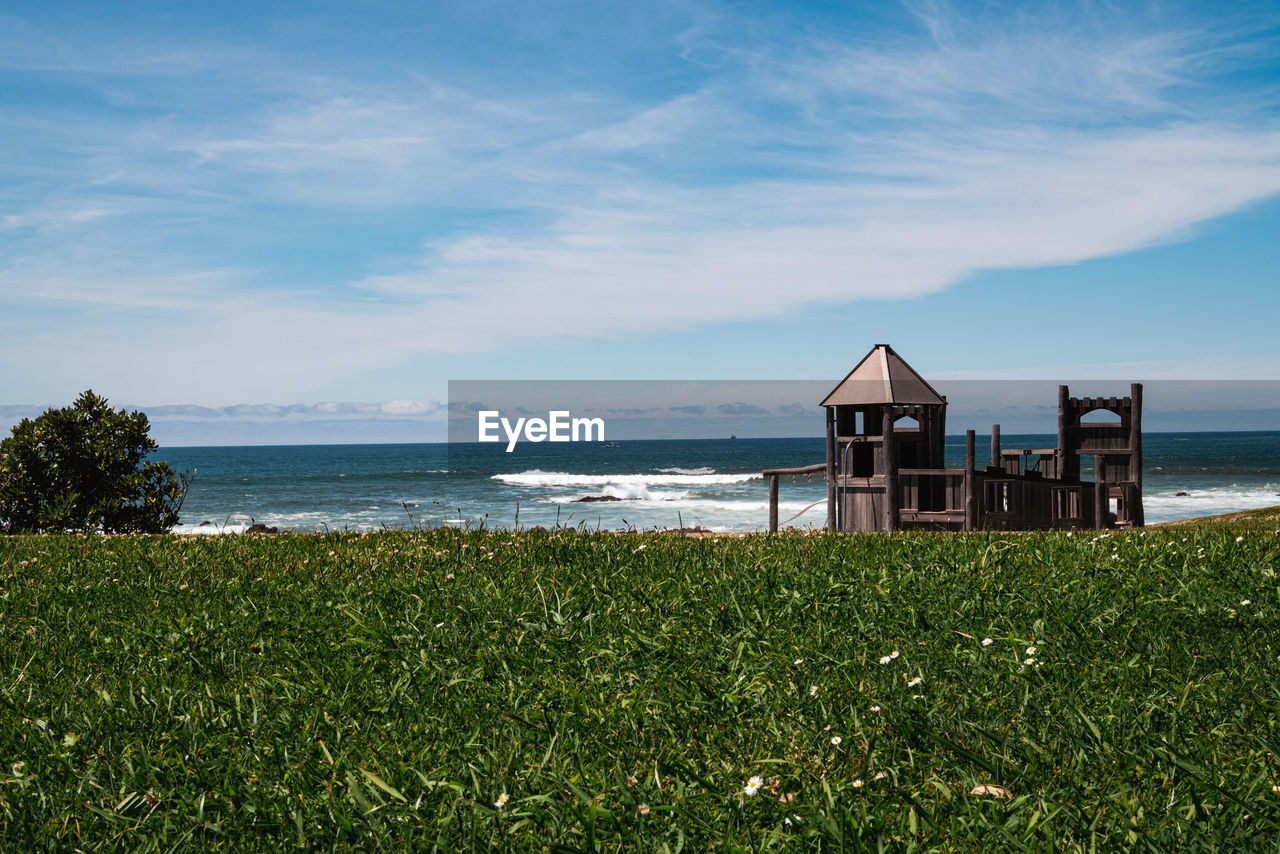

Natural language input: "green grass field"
[3,511,1280,851]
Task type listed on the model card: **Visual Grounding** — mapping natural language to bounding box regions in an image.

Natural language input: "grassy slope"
[2,511,1279,851]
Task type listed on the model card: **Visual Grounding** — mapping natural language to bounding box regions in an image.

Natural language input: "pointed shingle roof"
[820,344,946,407]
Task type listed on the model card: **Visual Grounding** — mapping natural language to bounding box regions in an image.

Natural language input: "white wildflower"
[982,638,993,646]
[831,736,842,746]
[494,793,509,809]
[745,776,763,796]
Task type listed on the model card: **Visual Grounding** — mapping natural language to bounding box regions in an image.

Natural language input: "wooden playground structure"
[765,345,1144,532]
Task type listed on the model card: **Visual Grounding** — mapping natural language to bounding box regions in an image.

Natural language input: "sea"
[156,432,1280,534]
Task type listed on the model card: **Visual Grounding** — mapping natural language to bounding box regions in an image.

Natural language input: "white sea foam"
[545,488,697,504]
[543,496,814,515]
[493,470,758,488]
[1145,484,1280,523]
[602,481,654,500]
[172,523,249,535]
[656,466,717,475]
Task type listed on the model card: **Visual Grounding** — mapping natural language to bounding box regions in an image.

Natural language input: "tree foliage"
[0,390,192,534]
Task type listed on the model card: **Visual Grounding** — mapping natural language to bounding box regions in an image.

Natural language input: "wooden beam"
[768,474,779,533]
[826,407,837,532]
[991,423,1001,471]
[883,409,898,531]
[762,464,827,476]
[1058,384,1075,480]
[1094,454,1107,530]
[937,403,947,468]
[964,429,976,532]
[1130,383,1144,527]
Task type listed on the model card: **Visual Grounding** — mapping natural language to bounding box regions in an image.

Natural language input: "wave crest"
[493,469,758,488]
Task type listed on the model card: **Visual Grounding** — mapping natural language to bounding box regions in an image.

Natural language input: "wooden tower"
[1056,384,1145,527]
[820,345,949,532]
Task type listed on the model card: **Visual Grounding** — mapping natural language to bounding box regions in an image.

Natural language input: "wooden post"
[769,474,779,533]
[882,409,897,531]
[937,400,947,466]
[825,407,837,532]
[964,429,976,531]
[1094,454,1107,530]
[1058,384,1075,480]
[990,424,1001,472]
[1130,383,1144,527]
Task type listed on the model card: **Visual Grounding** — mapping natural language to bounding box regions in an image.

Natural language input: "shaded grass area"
[2,512,1280,850]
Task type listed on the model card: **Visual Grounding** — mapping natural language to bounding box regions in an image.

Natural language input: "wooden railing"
[896,468,968,526]
[762,463,827,532]
[983,476,1092,529]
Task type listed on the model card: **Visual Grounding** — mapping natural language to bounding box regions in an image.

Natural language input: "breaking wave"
[493,469,759,488]
[1144,484,1280,523]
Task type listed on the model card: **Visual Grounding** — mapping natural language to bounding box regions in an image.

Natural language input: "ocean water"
[157,432,1280,534]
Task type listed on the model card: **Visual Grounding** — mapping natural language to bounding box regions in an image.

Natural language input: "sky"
[2,0,1280,444]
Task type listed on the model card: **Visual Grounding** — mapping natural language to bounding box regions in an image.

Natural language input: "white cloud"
[345,122,1280,343]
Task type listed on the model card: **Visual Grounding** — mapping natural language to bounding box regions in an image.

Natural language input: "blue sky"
[2,0,1280,443]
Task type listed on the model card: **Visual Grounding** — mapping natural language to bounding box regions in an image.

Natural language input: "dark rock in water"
[1175,491,1189,497]
[679,525,713,534]
[198,521,212,527]
[527,525,548,532]
[575,495,623,503]
[246,522,279,534]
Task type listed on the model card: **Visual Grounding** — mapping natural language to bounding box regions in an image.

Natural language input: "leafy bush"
[0,390,192,533]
